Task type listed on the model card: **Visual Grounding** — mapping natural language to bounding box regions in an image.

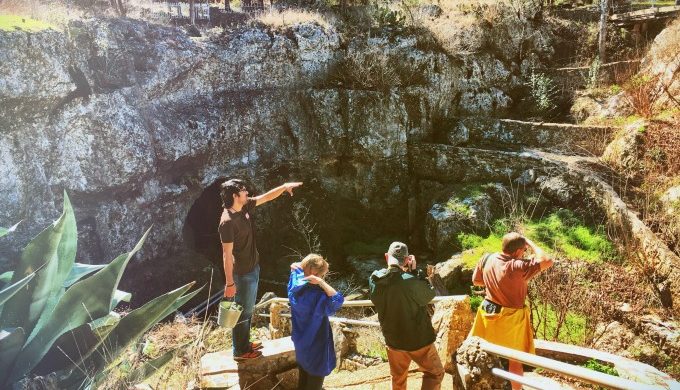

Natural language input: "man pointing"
[219,179,303,360]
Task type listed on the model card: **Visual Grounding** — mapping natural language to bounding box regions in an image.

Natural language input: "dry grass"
[98,315,235,390]
[416,0,494,55]
[256,8,332,29]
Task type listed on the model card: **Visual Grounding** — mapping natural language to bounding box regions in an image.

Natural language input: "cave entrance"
[184,179,225,270]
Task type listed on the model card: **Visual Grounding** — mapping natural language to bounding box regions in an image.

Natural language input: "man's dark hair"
[501,232,527,255]
[220,179,247,209]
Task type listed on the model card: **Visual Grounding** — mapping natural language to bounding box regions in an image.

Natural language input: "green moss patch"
[0,15,56,32]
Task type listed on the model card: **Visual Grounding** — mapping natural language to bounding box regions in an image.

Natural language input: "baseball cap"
[387,241,409,265]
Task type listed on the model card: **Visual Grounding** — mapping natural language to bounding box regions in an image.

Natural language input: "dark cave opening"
[183,179,225,271]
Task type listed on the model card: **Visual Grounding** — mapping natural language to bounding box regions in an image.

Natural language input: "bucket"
[217,300,243,329]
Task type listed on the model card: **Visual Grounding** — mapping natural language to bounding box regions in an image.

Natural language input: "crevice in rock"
[49,65,91,116]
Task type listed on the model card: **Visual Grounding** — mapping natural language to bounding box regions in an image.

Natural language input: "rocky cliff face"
[0,15,557,277]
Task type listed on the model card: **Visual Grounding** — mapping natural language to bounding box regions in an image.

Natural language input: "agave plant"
[0,192,201,388]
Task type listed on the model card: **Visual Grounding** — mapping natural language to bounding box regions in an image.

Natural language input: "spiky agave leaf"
[7,228,151,383]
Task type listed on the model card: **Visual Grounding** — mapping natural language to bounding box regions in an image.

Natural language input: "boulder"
[601,121,645,175]
[432,296,475,373]
[660,185,680,217]
[425,191,495,256]
[639,18,680,110]
[275,367,299,389]
[454,336,505,390]
[332,322,359,365]
[591,321,637,356]
[200,337,297,389]
[536,175,579,205]
[433,254,475,294]
[571,94,604,123]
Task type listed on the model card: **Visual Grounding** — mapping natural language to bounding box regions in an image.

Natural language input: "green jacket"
[368,266,436,351]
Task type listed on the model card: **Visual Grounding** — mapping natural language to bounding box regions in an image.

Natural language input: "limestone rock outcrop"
[0,16,557,283]
[640,18,680,110]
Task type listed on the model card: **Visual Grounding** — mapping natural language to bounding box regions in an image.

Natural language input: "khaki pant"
[386,343,444,390]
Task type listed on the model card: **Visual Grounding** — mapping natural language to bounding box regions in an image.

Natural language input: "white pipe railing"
[259,312,381,327]
[260,295,466,308]
[260,295,665,389]
[480,341,662,390]
[491,368,548,390]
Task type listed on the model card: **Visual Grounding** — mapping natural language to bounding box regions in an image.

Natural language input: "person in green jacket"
[369,242,444,390]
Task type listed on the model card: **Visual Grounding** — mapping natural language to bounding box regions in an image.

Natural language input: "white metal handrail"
[259,295,466,308]
[259,312,381,327]
[491,368,548,390]
[480,340,663,390]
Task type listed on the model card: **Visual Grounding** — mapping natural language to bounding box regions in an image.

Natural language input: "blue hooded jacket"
[288,268,344,376]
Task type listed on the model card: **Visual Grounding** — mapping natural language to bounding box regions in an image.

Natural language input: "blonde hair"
[301,253,329,277]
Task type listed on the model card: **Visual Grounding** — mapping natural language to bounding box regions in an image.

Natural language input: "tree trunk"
[598,0,610,63]
[190,0,195,25]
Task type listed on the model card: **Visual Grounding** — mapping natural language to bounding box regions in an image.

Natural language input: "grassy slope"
[0,15,56,31]
[458,209,618,268]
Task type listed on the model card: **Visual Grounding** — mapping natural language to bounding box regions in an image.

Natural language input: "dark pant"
[297,367,324,390]
[232,264,260,356]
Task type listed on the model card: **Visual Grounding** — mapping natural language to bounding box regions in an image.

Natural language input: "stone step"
[200,336,296,389]
[445,117,616,156]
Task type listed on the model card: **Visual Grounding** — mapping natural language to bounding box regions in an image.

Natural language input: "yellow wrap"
[469,305,535,354]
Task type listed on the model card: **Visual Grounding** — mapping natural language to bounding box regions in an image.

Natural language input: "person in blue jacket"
[288,254,344,390]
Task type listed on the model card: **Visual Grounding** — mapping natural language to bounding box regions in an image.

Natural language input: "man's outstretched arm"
[253,182,303,206]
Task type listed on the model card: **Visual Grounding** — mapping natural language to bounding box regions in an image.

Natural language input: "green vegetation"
[469,294,483,312]
[528,70,557,116]
[0,15,56,32]
[459,232,503,268]
[445,198,471,215]
[587,57,601,89]
[0,193,199,388]
[533,303,587,345]
[458,209,618,267]
[444,184,489,216]
[582,359,619,377]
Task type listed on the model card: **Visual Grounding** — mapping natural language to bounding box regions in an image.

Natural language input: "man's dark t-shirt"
[218,199,259,275]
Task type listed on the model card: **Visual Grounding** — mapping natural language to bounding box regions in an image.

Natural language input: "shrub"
[622,74,664,119]
[329,49,426,90]
[374,3,406,29]
[469,294,483,312]
[0,193,200,388]
[586,57,601,89]
[531,301,586,345]
[528,70,558,116]
[528,259,653,348]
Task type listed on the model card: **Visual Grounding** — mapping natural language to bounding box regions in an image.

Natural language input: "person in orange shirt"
[470,232,553,390]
